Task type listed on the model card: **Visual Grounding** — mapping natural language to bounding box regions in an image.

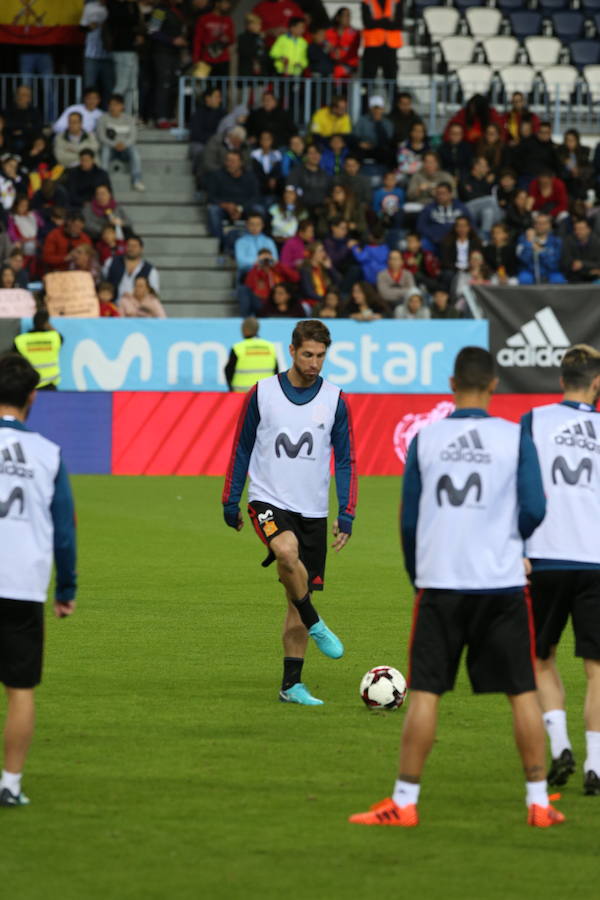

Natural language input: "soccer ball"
[360,666,407,710]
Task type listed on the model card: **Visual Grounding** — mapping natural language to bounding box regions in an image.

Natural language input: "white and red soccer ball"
[360,666,407,710]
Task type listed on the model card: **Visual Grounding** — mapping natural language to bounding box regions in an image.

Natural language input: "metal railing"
[0,74,82,127]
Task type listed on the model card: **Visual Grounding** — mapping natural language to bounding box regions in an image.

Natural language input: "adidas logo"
[555,419,600,454]
[440,428,491,463]
[497,307,570,368]
[0,442,33,479]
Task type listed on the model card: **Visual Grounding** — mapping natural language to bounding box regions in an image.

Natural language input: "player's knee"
[273,535,299,571]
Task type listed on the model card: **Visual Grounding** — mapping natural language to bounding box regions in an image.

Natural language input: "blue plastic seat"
[454,0,483,10]
[538,0,570,9]
[497,0,523,11]
[509,12,543,40]
[551,11,585,41]
[570,39,600,70]
[581,0,600,12]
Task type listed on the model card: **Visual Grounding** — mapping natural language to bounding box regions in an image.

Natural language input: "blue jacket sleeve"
[50,456,77,602]
[331,393,357,534]
[400,435,422,585]
[222,386,260,526]
[517,414,546,540]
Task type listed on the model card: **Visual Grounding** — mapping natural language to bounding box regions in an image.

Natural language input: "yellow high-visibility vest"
[231,337,277,393]
[14,330,61,388]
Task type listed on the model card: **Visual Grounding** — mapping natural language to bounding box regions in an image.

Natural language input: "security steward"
[13,310,62,391]
[224,317,278,393]
[361,0,403,82]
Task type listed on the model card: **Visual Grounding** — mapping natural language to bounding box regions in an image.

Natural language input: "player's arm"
[50,454,77,618]
[400,435,422,586]
[222,385,260,530]
[517,413,546,539]
[331,392,357,551]
[224,348,237,391]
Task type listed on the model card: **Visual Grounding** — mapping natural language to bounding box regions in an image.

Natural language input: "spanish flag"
[0,0,84,45]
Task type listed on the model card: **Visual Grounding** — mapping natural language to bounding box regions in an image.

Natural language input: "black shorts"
[408,589,536,696]
[529,569,600,661]
[0,598,44,688]
[248,501,327,592]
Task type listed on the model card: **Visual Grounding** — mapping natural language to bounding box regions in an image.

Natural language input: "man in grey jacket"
[96,93,145,191]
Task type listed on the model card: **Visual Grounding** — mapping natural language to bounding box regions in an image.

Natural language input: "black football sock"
[282,657,304,691]
[292,592,320,629]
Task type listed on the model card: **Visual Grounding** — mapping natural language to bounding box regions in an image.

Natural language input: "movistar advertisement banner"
[38,318,488,394]
[474,286,600,393]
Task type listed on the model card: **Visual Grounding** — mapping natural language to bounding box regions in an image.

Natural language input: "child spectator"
[7,195,44,275]
[193,0,235,78]
[320,134,349,177]
[270,17,308,76]
[237,13,269,76]
[372,171,405,232]
[97,93,145,191]
[97,280,121,317]
[268,185,307,244]
[96,223,126,265]
[402,232,442,295]
[376,249,416,310]
[299,241,341,307]
[346,280,389,320]
[350,224,389,283]
[280,135,306,179]
[430,288,459,319]
[325,7,360,81]
[395,289,431,320]
[120,274,167,317]
[308,27,334,77]
[261,282,306,318]
[250,131,282,202]
[280,219,315,269]
[315,289,342,318]
[396,121,429,182]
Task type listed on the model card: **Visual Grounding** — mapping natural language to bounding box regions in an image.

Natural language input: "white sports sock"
[584,731,600,774]
[392,779,420,808]
[1,770,22,796]
[543,709,572,758]
[526,779,549,808]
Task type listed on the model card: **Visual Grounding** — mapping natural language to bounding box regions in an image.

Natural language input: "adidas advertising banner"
[28,318,488,394]
[473,285,600,392]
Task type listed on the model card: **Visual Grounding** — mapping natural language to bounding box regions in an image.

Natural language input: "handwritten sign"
[44,272,100,318]
[0,289,36,317]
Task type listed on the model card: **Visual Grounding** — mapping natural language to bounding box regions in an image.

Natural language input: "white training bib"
[0,426,60,602]
[415,416,525,590]
[248,375,340,517]
[527,403,600,564]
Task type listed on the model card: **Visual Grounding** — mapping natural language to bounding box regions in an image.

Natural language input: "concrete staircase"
[111,130,236,317]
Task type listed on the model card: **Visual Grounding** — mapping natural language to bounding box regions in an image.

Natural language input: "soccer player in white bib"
[523,345,600,796]
[0,354,76,807]
[222,320,357,706]
[350,347,565,827]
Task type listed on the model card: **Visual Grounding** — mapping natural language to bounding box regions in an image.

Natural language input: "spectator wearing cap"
[53,88,104,135]
[237,13,269,77]
[270,17,308,76]
[246,91,296,148]
[352,96,394,175]
[2,85,44,155]
[42,213,93,271]
[97,93,145,191]
[66,149,112,208]
[287,144,332,214]
[53,112,100,169]
[310,96,352,143]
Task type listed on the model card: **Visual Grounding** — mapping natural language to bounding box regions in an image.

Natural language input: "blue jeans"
[101,145,143,183]
[84,57,114,108]
[518,270,567,285]
[111,51,138,114]
[19,52,55,120]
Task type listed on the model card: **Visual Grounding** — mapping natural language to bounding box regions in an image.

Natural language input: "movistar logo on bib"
[440,428,491,464]
[497,307,570,368]
[274,430,315,460]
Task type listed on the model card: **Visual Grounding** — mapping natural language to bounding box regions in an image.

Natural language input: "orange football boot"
[348,797,419,827]
[527,802,566,827]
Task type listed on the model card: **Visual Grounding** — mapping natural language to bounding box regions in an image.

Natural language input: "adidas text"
[497,346,566,368]
[0,462,33,479]
[440,449,491,463]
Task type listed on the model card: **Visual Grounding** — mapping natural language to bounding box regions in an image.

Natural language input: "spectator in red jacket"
[528,170,569,222]
[443,94,505,146]
[402,232,442,295]
[193,0,235,77]
[251,0,304,46]
[244,246,300,312]
[325,7,360,80]
[42,213,93,271]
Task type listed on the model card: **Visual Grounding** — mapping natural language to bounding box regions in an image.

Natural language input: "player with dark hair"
[222,320,357,706]
[523,344,600,795]
[349,347,564,827]
[0,353,76,807]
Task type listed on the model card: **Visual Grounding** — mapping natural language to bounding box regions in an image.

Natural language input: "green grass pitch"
[5,475,599,900]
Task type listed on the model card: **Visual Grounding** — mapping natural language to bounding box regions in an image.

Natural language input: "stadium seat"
[440,36,476,69]
[423,7,460,42]
[465,7,502,39]
[413,0,441,9]
[499,64,537,96]
[483,36,519,69]
[525,36,562,69]
[454,0,483,10]
[551,12,585,42]
[583,64,600,101]
[542,64,580,100]
[570,40,600,70]
[582,0,600,12]
[456,64,494,96]
[497,0,523,11]
[538,0,570,9]
[509,12,543,41]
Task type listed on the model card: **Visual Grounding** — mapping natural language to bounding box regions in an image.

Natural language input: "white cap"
[369,95,385,108]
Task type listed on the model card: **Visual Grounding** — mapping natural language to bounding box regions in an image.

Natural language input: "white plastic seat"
[483,36,519,69]
[440,36,476,69]
[542,64,579,99]
[423,6,460,41]
[456,64,494,95]
[525,36,562,69]
[499,64,537,95]
[465,7,502,38]
[584,64,600,102]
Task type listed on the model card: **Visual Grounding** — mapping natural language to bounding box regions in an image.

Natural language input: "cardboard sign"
[0,289,36,318]
[44,271,100,318]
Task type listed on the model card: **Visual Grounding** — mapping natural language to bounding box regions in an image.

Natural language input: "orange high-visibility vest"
[363,0,403,49]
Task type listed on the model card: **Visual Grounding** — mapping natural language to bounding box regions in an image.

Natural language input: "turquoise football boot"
[308,618,344,659]
[279,683,324,705]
